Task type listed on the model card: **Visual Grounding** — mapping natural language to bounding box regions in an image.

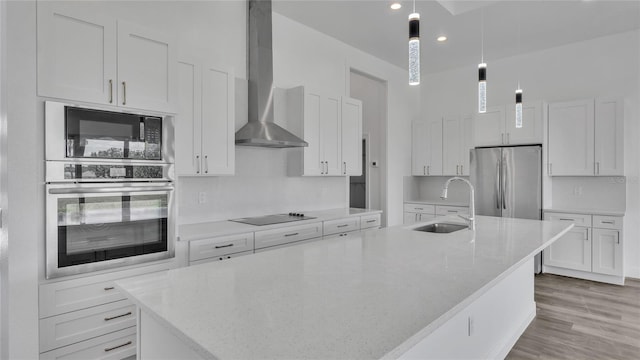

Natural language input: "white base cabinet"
[176,59,235,176]
[543,211,623,284]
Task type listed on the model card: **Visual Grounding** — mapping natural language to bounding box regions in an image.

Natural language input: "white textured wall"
[418,30,640,278]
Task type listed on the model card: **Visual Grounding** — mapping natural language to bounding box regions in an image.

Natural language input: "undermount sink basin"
[413,223,468,234]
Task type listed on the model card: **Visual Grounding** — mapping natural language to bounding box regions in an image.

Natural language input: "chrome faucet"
[441,177,476,231]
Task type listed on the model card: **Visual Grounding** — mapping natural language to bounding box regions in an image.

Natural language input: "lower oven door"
[46,182,175,279]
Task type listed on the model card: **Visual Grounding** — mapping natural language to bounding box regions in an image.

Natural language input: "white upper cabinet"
[442,115,462,176]
[411,119,442,176]
[37,2,176,113]
[176,58,234,176]
[117,21,177,113]
[594,98,624,176]
[341,97,363,176]
[475,103,542,147]
[506,101,543,145]
[474,106,505,147]
[322,96,342,176]
[37,2,116,105]
[460,114,473,176]
[286,87,362,177]
[547,98,622,176]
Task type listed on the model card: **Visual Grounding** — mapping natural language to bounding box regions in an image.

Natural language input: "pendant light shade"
[478,63,487,113]
[408,12,420,85]
[515,89,523,128]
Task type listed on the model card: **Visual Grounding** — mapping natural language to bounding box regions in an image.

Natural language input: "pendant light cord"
[413,0,416,13]
[517,7,521,89]
[481,9,484,63]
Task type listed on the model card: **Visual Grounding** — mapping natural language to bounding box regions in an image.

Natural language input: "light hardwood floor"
[507,274,640,359]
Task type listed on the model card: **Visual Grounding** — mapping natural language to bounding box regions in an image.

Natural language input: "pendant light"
[408,0,420,85]
[515,9,523,128]
[478,9,487,113]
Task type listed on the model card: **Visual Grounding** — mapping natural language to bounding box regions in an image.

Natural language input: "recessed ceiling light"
[437,35,448,42]
[390,3,402,10]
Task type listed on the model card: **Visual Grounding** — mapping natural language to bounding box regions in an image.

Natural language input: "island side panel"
[398,258,535,359]
[139,311,208,360]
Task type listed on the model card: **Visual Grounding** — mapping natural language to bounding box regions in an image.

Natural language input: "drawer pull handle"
[104,341,132,352]
[104,311,132,321]
[103,287,115,291]
[559,218,575,221]
[366,220,377,223]
[447,210,457,213]
[337,224,349,228]
[214,244,234,249]
[415,207,423,210]
[284,232,299,237]
[602,221,615,224]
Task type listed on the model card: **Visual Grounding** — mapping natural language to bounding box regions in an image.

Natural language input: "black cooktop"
[229,213,316,226]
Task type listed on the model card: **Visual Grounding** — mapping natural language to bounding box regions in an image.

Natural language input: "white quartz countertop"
[543,208,625,217]
[178,208,383,242]
[116,216,572,360]
[404,199,469,207]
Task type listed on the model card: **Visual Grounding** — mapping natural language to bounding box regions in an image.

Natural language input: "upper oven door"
[45,101,174,163]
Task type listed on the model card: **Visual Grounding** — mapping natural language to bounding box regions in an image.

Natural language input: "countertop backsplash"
[550,176,626,213]
[404,176,471,204]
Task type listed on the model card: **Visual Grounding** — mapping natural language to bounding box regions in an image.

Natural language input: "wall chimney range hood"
[235,0,308,148]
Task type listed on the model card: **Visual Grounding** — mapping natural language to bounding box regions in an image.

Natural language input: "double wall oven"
[45,101,175,279]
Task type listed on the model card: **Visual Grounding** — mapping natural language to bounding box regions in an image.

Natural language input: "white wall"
[0,0,7,357]
[419,30,640,278]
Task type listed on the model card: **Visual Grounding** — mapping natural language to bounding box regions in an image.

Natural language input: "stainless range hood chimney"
[235,0,308,148]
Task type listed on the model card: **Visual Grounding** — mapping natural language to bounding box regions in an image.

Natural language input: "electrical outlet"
[198,192,207,204]
[573,186,583,196]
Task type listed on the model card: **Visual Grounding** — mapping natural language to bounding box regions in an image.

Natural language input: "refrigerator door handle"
[496,162,501,209]
[502,152,508,210]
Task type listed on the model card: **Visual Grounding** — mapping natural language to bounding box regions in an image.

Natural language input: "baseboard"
[625,266,640,280]
[543,265,625,285]
[490,303,536,360]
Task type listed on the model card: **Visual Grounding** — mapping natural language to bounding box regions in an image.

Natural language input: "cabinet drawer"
[255,222,323,250]
[592,215,623,230]
[189,232,254,262]
[403,203,435,214]
[40,300,136,353]
[40,326,136,360]
[436,205,469,216]
[543,212,592,227]
[360,214,381,230]
[189,250,253,266]
[323,217,360,236]
[40,263,171,318]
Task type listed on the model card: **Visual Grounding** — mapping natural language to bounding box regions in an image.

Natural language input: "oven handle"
[48,186,174,195]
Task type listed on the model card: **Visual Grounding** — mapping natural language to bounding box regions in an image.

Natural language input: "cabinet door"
[592,228,622,276]
[442,115,462,176]
[548,99,594,176]
[176,60,202,176]
[506,101,543,145]
[595,98,624,176]
[411,121,428,176]
[426,119,443,176]
[201,65,235,175]
[543,227,591,272]
[474,106,505,147]
[303,91,323,175]
[341,97,363,175]
[404,212,418,225]
[117,21,176,113]
[322,96,342,176]
[460,114,473,176]
[37,2,117,104]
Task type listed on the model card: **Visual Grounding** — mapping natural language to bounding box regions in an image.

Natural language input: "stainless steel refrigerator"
[470,145,543,272]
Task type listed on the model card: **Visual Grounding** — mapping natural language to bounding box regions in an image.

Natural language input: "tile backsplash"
[178,147,347,224]
[550,176,626,211]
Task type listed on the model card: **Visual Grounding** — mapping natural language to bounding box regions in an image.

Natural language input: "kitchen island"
[115,216,572,359]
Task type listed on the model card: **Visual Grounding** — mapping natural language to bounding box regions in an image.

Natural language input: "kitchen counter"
[178,208,383,242]
[404,199,469,207]
[543,208,625,217]
[116,216,572,359]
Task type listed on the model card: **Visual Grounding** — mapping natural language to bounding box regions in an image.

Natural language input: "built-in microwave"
[45,101,176,279]
[45,101,174,164]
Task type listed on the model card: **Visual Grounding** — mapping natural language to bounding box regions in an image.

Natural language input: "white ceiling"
[273,0,640,73]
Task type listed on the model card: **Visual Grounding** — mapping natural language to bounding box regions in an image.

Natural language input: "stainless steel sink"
[413,223,468,234]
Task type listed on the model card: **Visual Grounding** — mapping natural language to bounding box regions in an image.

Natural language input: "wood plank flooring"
[507,274,640,359]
